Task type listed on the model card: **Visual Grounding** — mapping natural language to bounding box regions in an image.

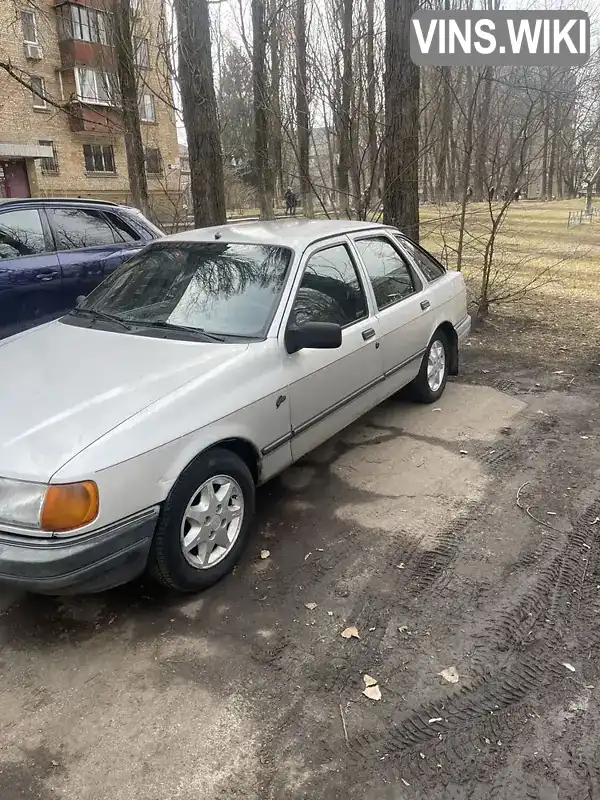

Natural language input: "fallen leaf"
[369,626,376,631]
[554,370,564,374]
[398,625,409,633]
[439,666,459,684]
[363,674,378,687]
[260,550,270,560]
[432,407,442,412]
[459,450,469,455]
[419,752,425,759]
[581,436,590,440]
[304,602,317,611]
[401,778,410,786]
[304,552,312,560]
[396,562,405,569]
[484,738,491,745]
[341,626,360,639]
[562,662,576,672]
[591,518,600,526]
[327,611,333,616]
[429,717,443,724]
[547,512,557,516]
[363,684,382,701]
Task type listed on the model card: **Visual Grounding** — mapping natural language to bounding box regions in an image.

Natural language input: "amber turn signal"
[40,481,99,532]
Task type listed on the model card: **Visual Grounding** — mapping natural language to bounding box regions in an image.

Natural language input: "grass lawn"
[418,199,600,376]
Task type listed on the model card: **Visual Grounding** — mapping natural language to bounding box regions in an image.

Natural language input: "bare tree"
[175,0,226,226]
[252,0,275,218]
[295,0,313,216]
[383,0,419,240]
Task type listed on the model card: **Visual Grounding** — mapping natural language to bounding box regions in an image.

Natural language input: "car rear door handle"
[362,328,376,341]
[420,299,431,311]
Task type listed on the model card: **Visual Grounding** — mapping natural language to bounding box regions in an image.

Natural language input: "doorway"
[0,160,31,198]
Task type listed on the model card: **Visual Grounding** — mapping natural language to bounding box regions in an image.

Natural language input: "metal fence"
[567,205,600,227]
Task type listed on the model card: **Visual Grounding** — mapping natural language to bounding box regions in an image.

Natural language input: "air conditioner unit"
[25,43,43,60]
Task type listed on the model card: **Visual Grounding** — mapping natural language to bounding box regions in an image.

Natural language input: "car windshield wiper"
[70,307,132,331]
[131,320,226,342]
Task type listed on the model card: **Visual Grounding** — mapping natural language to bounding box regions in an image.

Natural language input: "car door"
[281,238,384,462]
[0,206,63,338]
[47,206,137,308]
[350,234,433,395]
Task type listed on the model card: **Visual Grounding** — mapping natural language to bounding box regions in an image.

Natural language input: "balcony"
[55,1,115,69]
[68,102,121,133]
[59,38,115,70]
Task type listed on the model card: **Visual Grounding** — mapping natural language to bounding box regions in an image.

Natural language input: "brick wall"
[0,0,182,223]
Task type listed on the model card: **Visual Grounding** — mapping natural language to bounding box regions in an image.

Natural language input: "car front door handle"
[420,299,431,311]
[362,328,376,341]
[35,270,59,282]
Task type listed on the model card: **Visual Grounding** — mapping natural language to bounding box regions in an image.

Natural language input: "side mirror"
[285,321,342,354]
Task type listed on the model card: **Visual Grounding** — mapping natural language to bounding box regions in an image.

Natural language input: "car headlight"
[0,478,99,532]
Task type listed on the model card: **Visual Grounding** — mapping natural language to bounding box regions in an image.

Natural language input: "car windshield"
[79,242,293,339]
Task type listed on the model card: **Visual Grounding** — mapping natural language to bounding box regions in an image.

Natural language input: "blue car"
[0,198,163,339]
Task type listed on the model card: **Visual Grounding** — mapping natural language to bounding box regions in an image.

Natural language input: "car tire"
[409,330,449,403]
[148,448,255,593]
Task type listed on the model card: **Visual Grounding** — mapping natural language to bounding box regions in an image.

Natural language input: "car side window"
[291,244,368,328]
[46,208,119,250]
[396,236,445,282]
[0,209,47,259]
[354,236,415,310]
[104,211,142,243]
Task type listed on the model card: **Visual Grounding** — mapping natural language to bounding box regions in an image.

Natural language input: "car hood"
[0,320,248,482]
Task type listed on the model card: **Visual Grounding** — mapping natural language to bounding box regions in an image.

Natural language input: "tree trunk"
[175,0,226,226]
[547,101,557,200]
[383,0,419,240]
[365,0,377,213]
[296,0,313,217]
[541,94,550,200]
[252,0,274,219]
[270,3,284,204]
[113,0,150,217]
[338,0,353,217]
[473,66,492,201]
[436,68,451,203]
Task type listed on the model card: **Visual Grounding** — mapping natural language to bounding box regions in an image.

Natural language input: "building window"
[39,140,59,174]
[70,5,111,45]
[21,10,38,43]
[75,67,116,105]
[31,76,47,109]
[139,93,156,123]
[145,148,162,175]
[134,37,149,68]
[83,143,116,174]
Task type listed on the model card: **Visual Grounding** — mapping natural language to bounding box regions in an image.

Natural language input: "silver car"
[0,219,470,595]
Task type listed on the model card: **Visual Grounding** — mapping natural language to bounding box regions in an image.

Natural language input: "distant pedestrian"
[284,187,294,216]
[502,186,509,202]
[488,186,495,202]
[513,188,521,202]
[291,190,298,215]
[467,185,473,201]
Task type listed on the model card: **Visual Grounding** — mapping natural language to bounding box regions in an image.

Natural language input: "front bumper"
[455,314,472,344]
[0,507,158,595]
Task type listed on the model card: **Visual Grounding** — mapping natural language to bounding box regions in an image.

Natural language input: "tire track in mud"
[340,495,600,790]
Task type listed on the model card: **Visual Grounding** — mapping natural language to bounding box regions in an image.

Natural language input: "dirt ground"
[2,301,600,799]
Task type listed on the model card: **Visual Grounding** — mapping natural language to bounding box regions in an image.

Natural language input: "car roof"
[0,197,120,209]
[164,218,395,250]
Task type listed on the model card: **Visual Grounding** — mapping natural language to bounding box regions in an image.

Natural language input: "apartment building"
[0,0,182,219]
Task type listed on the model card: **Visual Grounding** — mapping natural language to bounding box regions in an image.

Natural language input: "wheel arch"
[175,437,261,488]
[436,321,458,376]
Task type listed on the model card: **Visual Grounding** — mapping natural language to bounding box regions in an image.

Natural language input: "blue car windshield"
[80,242,293,339]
